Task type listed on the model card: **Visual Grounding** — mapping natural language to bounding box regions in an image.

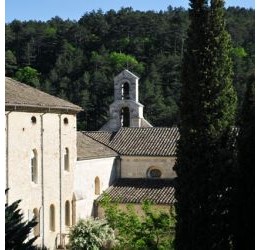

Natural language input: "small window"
[50,204,55,232]
[65,201,70,226]
[33,208,40,237]
[31,116,37,124]
[64,148,69,171]
[63,117,69,125]
[95,177,100,195]
[148,168,162,178]
[31,149,38,184]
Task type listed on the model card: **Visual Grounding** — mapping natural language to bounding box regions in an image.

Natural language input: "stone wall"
[120,156,177,179]
[74,157,118,218]
[6,111,77,249]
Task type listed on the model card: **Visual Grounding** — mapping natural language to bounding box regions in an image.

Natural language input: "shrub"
[69,218,116,250]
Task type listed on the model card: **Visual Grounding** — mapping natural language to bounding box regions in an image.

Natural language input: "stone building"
[5,77,82,249]
[5,70,179,249]
[77,70,179,217]
[82,127,178,216]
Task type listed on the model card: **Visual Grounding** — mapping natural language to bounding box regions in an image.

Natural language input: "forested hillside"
[5,6,254,130]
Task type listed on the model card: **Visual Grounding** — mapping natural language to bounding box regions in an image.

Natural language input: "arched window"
[31,149,38,183]
[49,204,55,232]
[33,208,40,237]
[120,107,130,127]
[31,116,37,124]
[147,167,162,179]
[64,148,69,171]
[95,177,100,195]
[65,201,70,226]
[63,117,69,125]
[122,82,130,99]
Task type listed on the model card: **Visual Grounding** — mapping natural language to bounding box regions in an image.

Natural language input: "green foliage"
[231,46,247,58]
[174,1,237,249]
[100,194,175,249]
[15,66,40,88]
[5,194,38,250]
[5,7,254,130]
[69,218,116,250]
[109,52,144,74]
[5,50,17,76]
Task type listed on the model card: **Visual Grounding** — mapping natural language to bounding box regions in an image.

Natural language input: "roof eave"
[5,103,83,114]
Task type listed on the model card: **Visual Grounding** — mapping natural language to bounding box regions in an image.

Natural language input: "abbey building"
[5,70,179,249]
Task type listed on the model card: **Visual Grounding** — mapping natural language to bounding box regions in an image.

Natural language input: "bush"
[69,218,116,250]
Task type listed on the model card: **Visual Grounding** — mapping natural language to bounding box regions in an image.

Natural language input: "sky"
[5,0,255,23]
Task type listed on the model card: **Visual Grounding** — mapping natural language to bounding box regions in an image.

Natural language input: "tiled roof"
[5,77,82,113]
[96,178,175,204]
[77,132,118,160]
[84,127,179,156]
[83,131,115,145]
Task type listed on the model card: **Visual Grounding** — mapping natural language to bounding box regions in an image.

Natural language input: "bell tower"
[100,69,152,131]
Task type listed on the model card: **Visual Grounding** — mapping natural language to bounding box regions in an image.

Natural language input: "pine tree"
[5,194,38,250]
[234,73,255,250]
[173,0,237,249]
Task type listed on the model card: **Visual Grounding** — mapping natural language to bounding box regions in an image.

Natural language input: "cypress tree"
[174,0,237,249]
[234,73,255,250]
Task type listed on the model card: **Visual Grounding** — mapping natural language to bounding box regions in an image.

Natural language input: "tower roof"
[114,69,139,82]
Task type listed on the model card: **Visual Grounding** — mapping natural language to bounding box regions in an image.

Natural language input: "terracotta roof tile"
[83,131,116,145]
[5,77,82,113]
[84,127,179,156]
[77,132,117,160]
[96,178,175,204]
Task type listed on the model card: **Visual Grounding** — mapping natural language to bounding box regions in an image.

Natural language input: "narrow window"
[31,149,38,184]
[33,208,40,237]
[120,107,130,127]
[65,201,70,226]
[95,177,100,195]
[64,148,69,171]
[122,82,130,99]
[50,204,55,232]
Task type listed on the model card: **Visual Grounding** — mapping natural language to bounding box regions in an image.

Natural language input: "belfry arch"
[121,82,130,99]
[120,107,130,127]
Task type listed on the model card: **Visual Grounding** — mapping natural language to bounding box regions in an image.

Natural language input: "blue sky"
[5,0,255,23]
